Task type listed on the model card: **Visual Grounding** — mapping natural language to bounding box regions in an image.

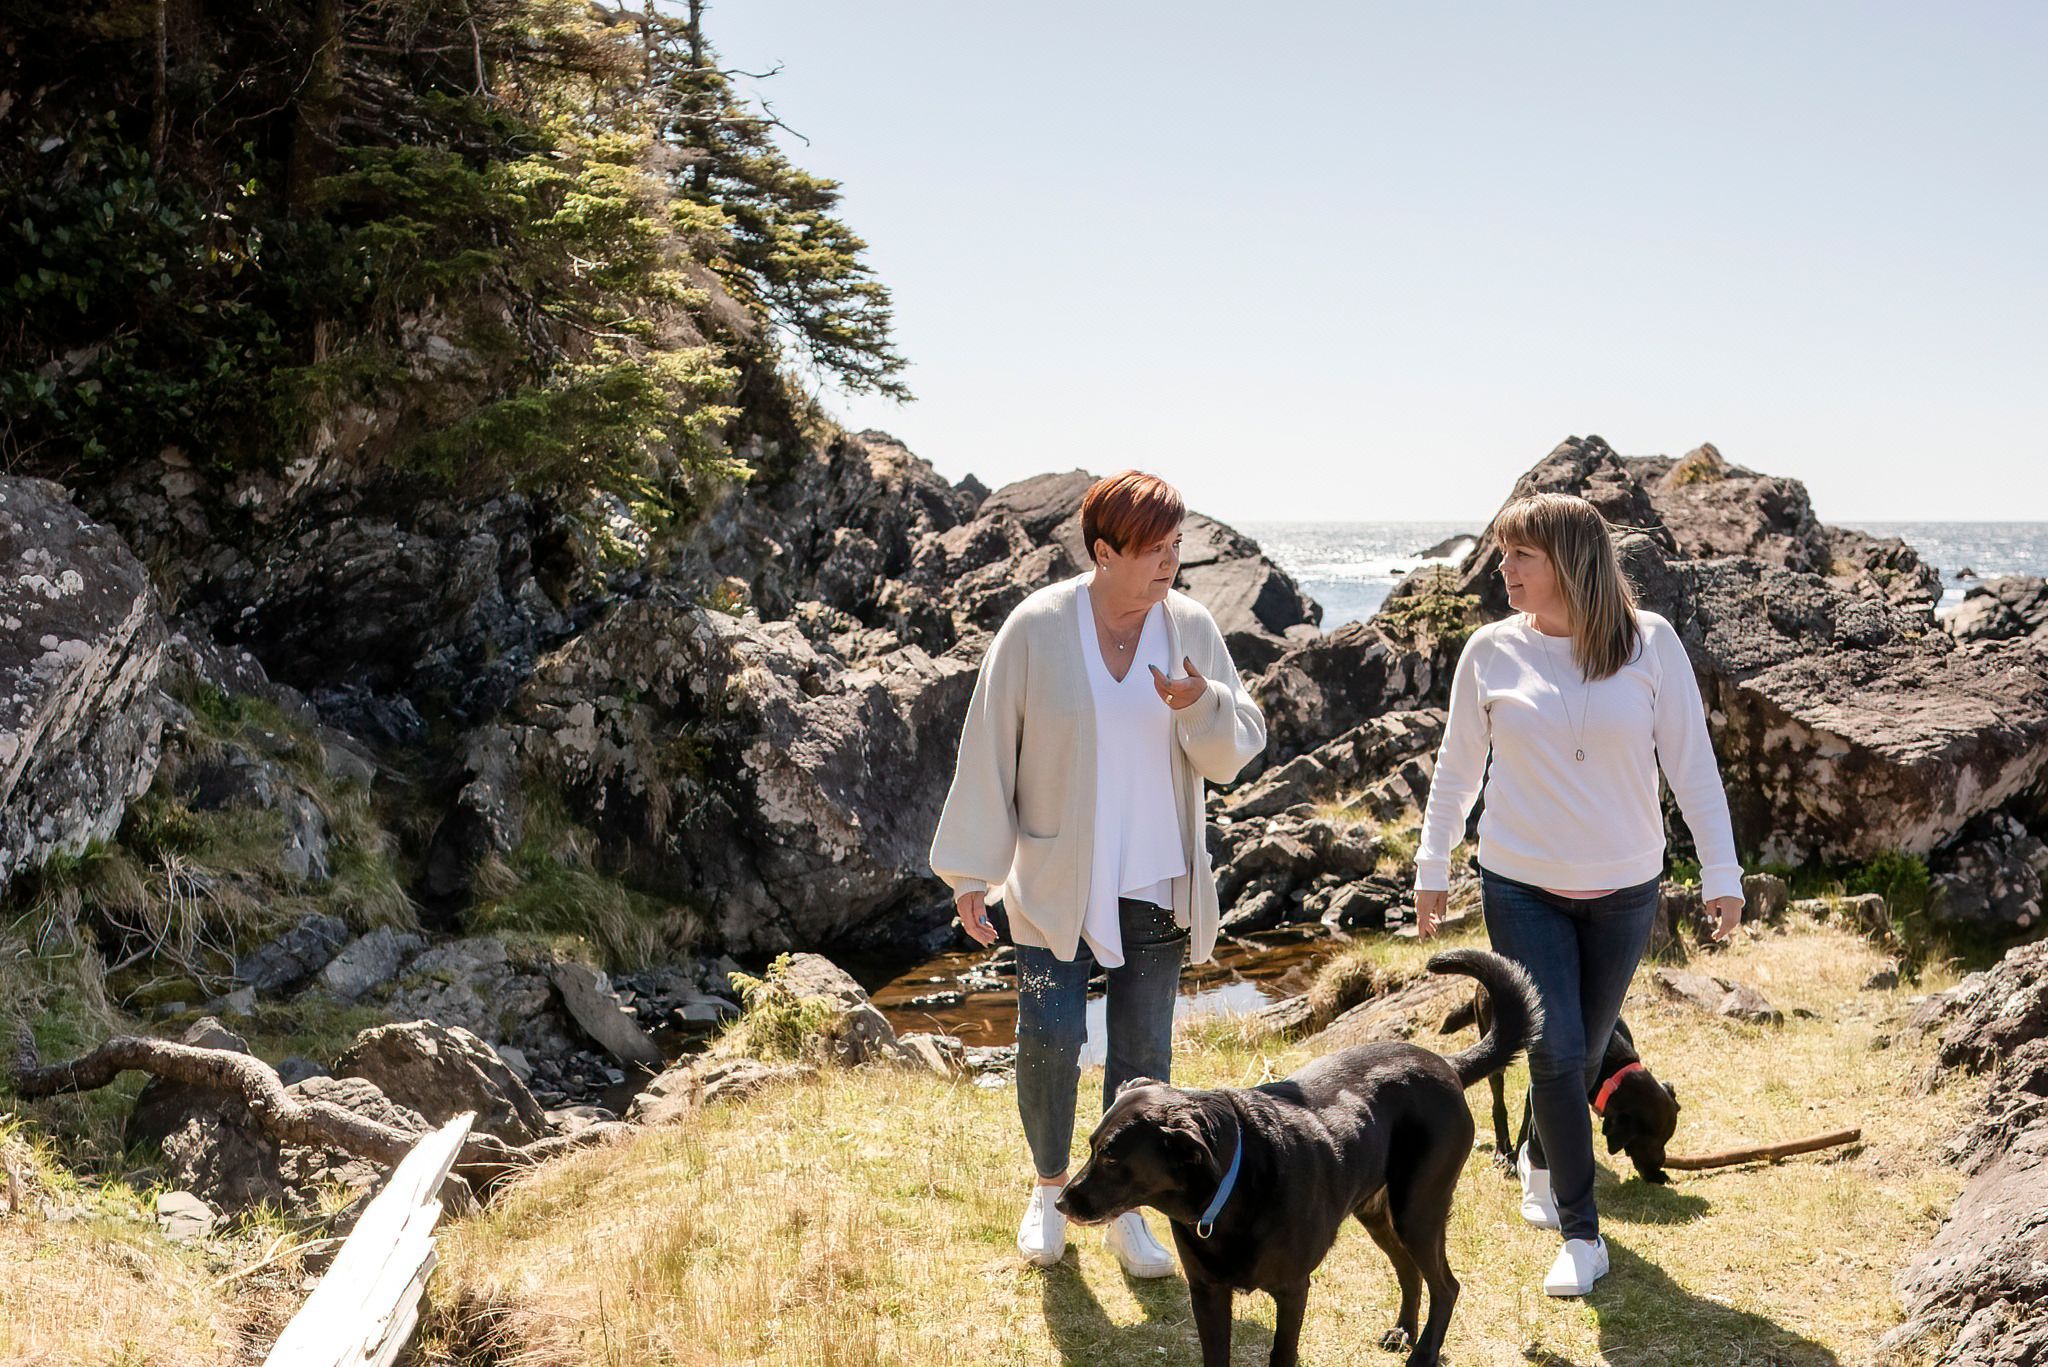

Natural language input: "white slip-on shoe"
[1518,1143,1560,1230]
[1017,1184,1067,1267]
[1105,1210,1177,1278]
[1544,1236,1610,1296]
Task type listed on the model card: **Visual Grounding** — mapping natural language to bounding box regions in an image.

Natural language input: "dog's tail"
[1428,948,1542,1089]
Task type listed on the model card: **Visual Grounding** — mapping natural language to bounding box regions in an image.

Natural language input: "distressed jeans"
[1014,897,1187,1179]
[1479,865,1663,1241]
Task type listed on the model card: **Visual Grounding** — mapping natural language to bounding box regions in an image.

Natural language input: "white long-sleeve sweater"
[1414,610,1744,904]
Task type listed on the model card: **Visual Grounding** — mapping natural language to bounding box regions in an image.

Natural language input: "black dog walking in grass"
[1056,948,1542,1367]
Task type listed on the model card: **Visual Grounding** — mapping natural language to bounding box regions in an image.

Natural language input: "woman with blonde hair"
[929,470,1267,1277]
[1414,491,1742,1296]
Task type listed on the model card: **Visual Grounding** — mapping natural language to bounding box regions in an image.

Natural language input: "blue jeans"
[1479,865,1663,1241]
[1014,897,1187,1179]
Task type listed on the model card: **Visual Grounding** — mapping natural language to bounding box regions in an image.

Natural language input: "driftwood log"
[1663,1127,1861,1171]
[8,1028,631,1195]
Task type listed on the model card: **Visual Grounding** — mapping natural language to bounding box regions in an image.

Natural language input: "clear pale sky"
[701,2,2046,522]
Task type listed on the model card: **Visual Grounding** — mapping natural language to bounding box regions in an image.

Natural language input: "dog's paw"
[1491,1151,1518,1177]
[1379,1326,1413,1353]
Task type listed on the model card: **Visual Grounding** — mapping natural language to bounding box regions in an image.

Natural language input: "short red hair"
[1080,470,1185,564]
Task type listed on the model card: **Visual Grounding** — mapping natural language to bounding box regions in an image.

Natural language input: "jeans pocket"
[1118,899,1187,949]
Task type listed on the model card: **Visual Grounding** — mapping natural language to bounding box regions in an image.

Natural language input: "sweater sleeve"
[1414,630,1491,894]
[1648,621,1745,904]
[928,612,1027,901]
[1173,608,1268,785]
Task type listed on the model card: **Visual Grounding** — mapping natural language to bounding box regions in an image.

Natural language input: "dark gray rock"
[317,926,426,1002]
[0,477,167,894]
[1945,575,2048,645]
[1930,812,2047,936]
[236,913,350,994]
[1933,941,2048,1075]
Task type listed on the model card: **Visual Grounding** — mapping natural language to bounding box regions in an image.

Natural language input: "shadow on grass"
[1589,1239,1841,1365]
[1599,1174,1711,1226]
[1040,1255,1275,1365]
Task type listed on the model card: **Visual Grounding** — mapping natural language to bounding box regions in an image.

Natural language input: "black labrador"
[1441,989,1680,1184]
[1055,948,1541,1367]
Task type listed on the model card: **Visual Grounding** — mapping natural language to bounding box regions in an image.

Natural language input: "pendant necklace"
[1535,622,1591,762]
[1091,584,1145,655]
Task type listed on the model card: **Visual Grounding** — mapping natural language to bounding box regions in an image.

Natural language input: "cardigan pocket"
[1010,831,1062,909]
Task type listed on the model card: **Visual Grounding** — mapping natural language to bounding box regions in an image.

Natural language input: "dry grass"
[0,1118,310,1366]
[426,915,1979,1366]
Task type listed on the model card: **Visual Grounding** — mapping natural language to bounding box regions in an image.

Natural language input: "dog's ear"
[1116,1075,1165,1098]
[1160,1103,1217,1171]
[1663,1081,1679,1111]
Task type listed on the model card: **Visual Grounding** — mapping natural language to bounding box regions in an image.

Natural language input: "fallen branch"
[1664,1127,1861,1171]
[7,1029,631,1196]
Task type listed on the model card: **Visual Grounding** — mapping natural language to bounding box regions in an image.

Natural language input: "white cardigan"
[929,573,1268,964]
[1415,610,1744,903]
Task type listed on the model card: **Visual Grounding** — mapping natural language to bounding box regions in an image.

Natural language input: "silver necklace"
[1534,622,1591,762]
[1090,586,1145,654]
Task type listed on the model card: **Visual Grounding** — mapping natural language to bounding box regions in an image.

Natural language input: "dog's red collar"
[1593,1060,1645,1117]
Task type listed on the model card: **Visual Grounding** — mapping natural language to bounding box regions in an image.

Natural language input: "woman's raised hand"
[1415,889,1449,939]
[1149,656,1208,710]
[956,889,999,946]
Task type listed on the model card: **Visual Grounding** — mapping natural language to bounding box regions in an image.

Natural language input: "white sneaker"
[1518,1143,1560,1230]
[1105,1210,1176,1278]
[1544,1236,1610,1296]
[1017,1184,1067,1267]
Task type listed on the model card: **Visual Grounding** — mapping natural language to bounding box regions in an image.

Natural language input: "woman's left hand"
[1706,896,1743,941]
[1150,656,1208,710]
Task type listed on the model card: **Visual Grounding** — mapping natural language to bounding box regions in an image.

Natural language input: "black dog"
[1055,949,1541,1367]
[1441,990,1680,1184]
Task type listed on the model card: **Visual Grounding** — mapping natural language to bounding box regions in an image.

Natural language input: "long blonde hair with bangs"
[1493,493,1642,680]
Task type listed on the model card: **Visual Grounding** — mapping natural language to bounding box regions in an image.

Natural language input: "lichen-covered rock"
[365,937,572,1063]
[0,477,167,893]
[235,913,350,994]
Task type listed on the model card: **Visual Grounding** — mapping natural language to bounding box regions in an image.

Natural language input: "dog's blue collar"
[1194,1115,1242,1239]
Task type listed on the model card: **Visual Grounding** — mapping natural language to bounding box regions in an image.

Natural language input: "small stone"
[156,1191,217,1241]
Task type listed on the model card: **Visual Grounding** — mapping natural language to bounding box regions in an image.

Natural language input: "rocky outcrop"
[1883,942,2048,1364]
[1945,575,2048,645]
[0,477,167,894]
[1930,814,2047,937]
[434,591,978,953]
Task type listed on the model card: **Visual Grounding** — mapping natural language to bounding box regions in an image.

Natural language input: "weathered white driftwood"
[264,1111,475,1367]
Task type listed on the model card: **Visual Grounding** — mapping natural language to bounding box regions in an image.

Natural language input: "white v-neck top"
[1076,583,1188,966]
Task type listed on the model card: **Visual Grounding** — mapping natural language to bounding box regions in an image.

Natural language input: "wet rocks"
[0,477,168,894]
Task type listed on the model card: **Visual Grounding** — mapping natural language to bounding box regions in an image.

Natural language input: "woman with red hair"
[930,469,1267,1277]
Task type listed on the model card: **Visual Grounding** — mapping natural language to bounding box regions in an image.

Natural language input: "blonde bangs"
[1493,493,1642,680]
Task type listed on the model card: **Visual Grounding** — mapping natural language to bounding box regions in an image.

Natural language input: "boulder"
[1945,575,2048,645]
[171,743,329,881]
[1929,812,2047,936]
[366,937,573,1064]
[1932,941,2048,1075]
[236,913,350,994]
[1651,968,1784,1025]
[549,960,665,1068]
[773,952,902,1065]
[334,1020,550,1145]
[0,477,167,895]
[897,1032,968,1078]
[1306,973,1470,1052]
[317,926,426,1002]
[626,1056,815,1124]
[1220,710,1445,821]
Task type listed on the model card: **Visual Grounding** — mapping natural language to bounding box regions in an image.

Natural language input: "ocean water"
[1243,520,2048,630]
